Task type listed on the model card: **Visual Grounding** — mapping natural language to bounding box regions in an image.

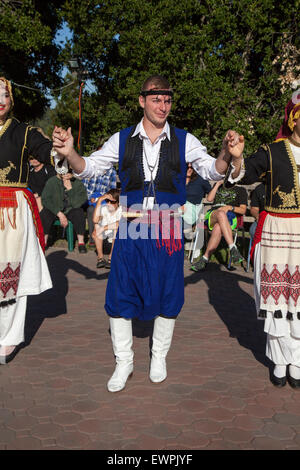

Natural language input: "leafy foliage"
[1,0,299,156]
[57,0,299,156]
[0,0,65,120]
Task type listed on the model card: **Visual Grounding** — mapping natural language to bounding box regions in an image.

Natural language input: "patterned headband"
[140,89,173,97]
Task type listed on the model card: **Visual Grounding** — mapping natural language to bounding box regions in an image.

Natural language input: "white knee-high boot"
[150,316,175,383]
[107,317,134,392]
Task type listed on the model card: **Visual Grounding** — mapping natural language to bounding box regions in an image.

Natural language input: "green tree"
[0,0,65,121]
[60,0,299,155]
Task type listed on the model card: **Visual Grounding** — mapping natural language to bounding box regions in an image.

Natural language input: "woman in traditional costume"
[230,92,300,388]
[0,77,53,364]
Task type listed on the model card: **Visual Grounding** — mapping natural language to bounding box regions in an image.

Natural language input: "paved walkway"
[1,245,300,451]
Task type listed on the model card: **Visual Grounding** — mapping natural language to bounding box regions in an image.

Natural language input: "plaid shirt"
[82,167,117,201]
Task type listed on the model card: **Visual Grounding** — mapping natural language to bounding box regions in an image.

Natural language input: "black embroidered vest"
[242,140,300,213]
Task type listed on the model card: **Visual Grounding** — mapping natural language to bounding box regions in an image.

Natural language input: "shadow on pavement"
[185,263,272,370]
[24,249,109,347]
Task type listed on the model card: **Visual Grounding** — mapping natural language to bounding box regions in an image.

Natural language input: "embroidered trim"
[261,263,300,307]
[0,118,12,140]
[266,144,273,207]
[264,205,300,213]
[0,162,16,185]
[261,244,300,249]
[263,230,300,235]
[19,125,30,183]
[0,182,28,188]
[0,262,21,299]
[284,139,300,207]
[273,185,296,208]
[262,234,300,241]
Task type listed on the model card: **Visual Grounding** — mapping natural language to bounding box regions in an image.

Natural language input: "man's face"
[106,200,118,212]
[139,90,172,127]
[62,173,72,181]
[0,81,11,121]
[30,158,41,168]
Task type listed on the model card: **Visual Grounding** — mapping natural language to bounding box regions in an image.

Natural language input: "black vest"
[242,140,300,213]
[118,125,187,207]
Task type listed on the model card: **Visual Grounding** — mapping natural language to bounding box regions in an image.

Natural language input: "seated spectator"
[40,168,88,252]
[92,189,122,269]
[28,157,56,211]
[249,183,265,239]
[82,161,117,248]
[183,163,212,227]
[191,180,247,271]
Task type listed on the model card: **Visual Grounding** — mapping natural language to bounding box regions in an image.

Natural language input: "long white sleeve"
[75,132,120,179]
[185,133,224,181]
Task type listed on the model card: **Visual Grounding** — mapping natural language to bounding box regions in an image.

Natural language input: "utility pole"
[68,57,89,155]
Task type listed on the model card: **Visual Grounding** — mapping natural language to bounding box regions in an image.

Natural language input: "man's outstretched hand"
[52,126,74,158]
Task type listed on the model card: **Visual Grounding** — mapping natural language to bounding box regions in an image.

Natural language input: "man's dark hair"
[141,75,171,92]
[107,188,120,203]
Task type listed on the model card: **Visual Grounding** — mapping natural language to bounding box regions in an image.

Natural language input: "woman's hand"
[57,211,68,228]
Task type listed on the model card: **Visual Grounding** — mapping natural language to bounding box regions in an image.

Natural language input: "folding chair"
[53,219,74,252]
[188,209,206,263]
[227,215,245,269]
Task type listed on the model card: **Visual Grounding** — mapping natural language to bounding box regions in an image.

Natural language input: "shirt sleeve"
[239,147,269,185]
[74,133,120,179]
[203,178,212,194]
[250,183,265,210]
[227,160,246,183]
[250,187,260,207]
[234,186,248,206]
[185,133,224,181]
[186,133,242,182]
[27,127,53,165]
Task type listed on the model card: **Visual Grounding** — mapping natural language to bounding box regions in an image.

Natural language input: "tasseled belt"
[122,209,182,256]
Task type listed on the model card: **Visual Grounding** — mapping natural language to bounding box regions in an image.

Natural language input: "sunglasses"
[105,199,118,204]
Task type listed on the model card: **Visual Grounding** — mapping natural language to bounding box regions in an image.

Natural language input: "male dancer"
[53,75,243,392]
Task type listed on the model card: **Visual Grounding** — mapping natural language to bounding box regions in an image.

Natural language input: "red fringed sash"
[156,211,182,256]
[0,187,18,230]
[0,187,45,252]
[0,188,18,208]
[20,189,45,252]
